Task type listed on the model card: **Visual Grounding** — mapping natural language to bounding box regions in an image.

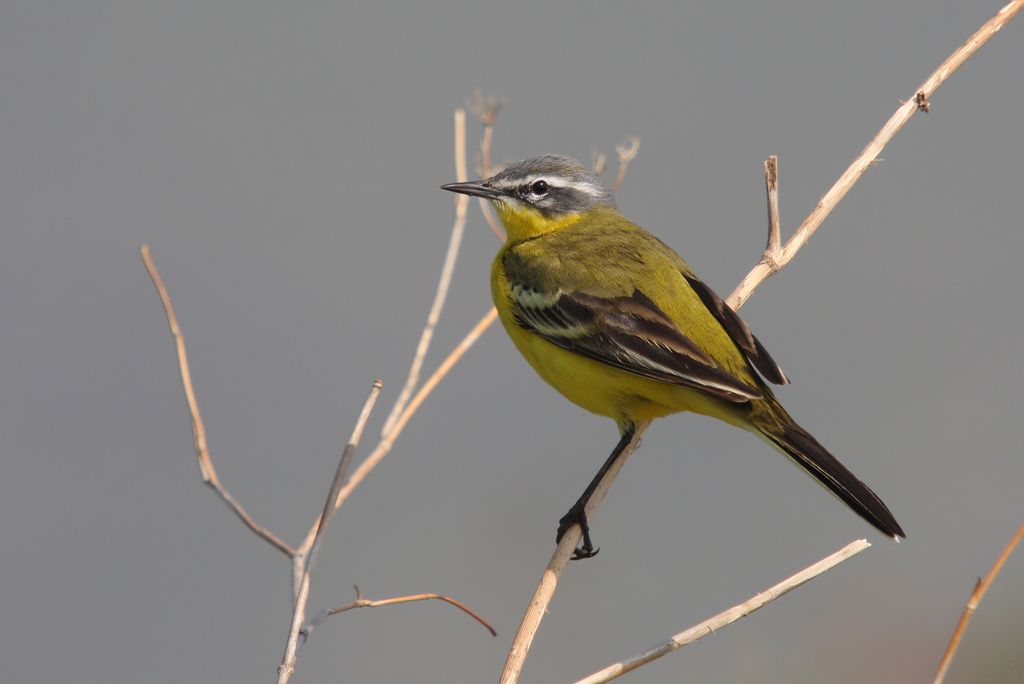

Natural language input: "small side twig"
[306,586,497,638]
[469,92,506,240]
[933,523,1024,684]
[277,381,383,684]
[141,245,293,557]
[574,540,871,684]
[609,137,640,193]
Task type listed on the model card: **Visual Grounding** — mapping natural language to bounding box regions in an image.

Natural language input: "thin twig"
[499,422,649,684]
[333,307,498,514]
[728,0,1024,310]
[276,381,383,684]
[575,540,871,684]
[933,523,1024,684]
[304,381,383,577]
[291,119,499,577]
[763,156,781,261]
[307,586,497,637]
[591,150,608,177]
[141,245,293,557]
[381,109,469,438]
[470,94,506,240]
[499,5,1022,682]
[609,137,640,193]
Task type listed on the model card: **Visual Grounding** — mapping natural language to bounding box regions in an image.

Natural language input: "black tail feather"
[766,419,905,539]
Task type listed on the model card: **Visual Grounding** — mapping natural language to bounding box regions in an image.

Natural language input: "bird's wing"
[509,283,762,403]
[680,273,789,386]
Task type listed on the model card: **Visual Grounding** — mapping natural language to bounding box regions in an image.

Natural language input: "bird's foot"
[557,503,599,560]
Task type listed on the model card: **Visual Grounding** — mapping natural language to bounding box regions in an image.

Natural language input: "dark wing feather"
[682,274,789,385]
[510,284,761,403]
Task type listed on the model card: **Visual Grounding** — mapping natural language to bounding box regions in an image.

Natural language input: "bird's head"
[442,155,615,241]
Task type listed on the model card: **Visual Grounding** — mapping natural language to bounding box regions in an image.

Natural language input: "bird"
[442,154,904,559]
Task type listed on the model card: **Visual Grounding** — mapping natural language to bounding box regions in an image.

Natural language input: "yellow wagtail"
[443,155,903,559]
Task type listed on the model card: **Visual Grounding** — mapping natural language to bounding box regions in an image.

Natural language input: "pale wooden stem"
[499,4,1023,681]
[728,0,1024,311]
[381,109,469,438]
[498,422,650,684]
[276,381,382,684]
[141,245,293,557]
[575,540,871,684]
[933,523,1024,684]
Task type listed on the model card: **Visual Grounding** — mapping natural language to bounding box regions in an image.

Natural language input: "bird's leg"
[556,427,635,560]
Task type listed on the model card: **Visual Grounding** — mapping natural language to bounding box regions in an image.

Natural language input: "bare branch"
[575,540,871,684]
[141,245,293,557]
[933,523,1024,684]
[277,380,383,684]
[499,421,650,684]
[381,109,470,438]
[307,586,497,638]
[609,137,640,193]
[728,0,1024,311]
[499,4,1023,681]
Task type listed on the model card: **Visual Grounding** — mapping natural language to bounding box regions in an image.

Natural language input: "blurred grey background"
[2,1,1022,682]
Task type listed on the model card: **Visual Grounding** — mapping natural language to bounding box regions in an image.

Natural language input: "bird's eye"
[529,180,549,196]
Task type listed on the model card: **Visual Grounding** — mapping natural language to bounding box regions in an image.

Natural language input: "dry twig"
[303,586,497,638]
[575,540,871,684]
[933,523,1024,684]
[276,381,382,684]
[499,4,1023,681]
[381,109,470,438]
[609,137,640,193]
[146,105,499,681]
[469,93,506,240]
[141,245,293,557]
[728,0,1024,310]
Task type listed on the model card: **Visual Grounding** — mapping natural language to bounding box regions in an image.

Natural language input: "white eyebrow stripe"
[516,174,606,198]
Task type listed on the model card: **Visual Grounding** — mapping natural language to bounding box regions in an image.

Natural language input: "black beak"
[441,180,503,200]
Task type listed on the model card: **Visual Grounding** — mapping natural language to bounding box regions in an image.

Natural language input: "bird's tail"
[754,399,905,540]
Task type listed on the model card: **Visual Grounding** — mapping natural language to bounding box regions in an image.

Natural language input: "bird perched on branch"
[443,155,903,559]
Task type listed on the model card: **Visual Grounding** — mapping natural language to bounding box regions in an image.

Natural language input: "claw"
[558,504,600,560]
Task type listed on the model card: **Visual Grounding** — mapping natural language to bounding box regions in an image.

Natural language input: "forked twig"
[609,137,640,193]
[141,245,293,557]
[499,4,1023,682]
[575,540,871,684]
[277,381,383,684]
[146,105,498,680]
[728,0,1024,310]
[933,523,1024,684]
